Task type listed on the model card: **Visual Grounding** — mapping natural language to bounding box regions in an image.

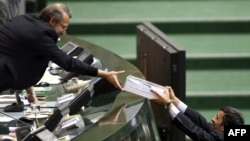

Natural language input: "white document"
[123,75,165,99]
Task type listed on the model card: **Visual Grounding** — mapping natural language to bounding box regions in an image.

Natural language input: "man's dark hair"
[220,106,244,125]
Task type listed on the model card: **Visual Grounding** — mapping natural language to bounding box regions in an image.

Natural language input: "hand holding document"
[123,75,165,99]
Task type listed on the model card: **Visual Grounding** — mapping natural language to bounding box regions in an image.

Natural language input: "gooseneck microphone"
[3,90,24,112]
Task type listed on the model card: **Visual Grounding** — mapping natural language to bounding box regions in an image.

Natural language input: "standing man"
[150,86,244,141]
[0,3,125,102]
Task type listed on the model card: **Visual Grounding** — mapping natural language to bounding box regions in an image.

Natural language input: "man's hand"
[150,86,172,105]
[98,69,125,91]
[26,87,45,104]
[168,87,180,106]
[27,93,38,103]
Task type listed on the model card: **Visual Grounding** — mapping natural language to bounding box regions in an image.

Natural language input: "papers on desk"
[24,108,53,116]
[25,114,48,119]
[123,75,165,99]
[0,95,16,104]
[38,67,61,85]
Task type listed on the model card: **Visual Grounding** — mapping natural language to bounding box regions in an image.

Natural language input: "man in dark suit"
[0,3,124,102]
[150,86,244,141]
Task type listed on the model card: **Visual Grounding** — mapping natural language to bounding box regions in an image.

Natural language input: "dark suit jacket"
[0,13,97,90]
[172,107,223,141]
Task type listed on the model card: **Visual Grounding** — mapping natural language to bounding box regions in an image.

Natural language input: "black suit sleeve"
[35,30,98,77]
[184,107,212,130]
[172,108,223,141]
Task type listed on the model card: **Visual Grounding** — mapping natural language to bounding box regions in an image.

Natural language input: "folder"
[123,75,165,99]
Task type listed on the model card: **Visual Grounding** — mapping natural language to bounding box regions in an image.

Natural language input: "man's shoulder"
[22,13,39,19]
[210,130,224,141]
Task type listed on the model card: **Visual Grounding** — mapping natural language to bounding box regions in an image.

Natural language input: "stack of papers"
[123,75,166,99]
[0,95,16,104]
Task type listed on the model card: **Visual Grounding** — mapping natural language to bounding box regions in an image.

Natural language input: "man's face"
[52,12,70,36]
[211,110,225,131]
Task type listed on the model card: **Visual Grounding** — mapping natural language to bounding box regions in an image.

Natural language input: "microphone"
[4,90,24,112]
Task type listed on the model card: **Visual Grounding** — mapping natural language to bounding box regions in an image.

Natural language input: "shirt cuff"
[169,105,180,119]
[176,101,187,113]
